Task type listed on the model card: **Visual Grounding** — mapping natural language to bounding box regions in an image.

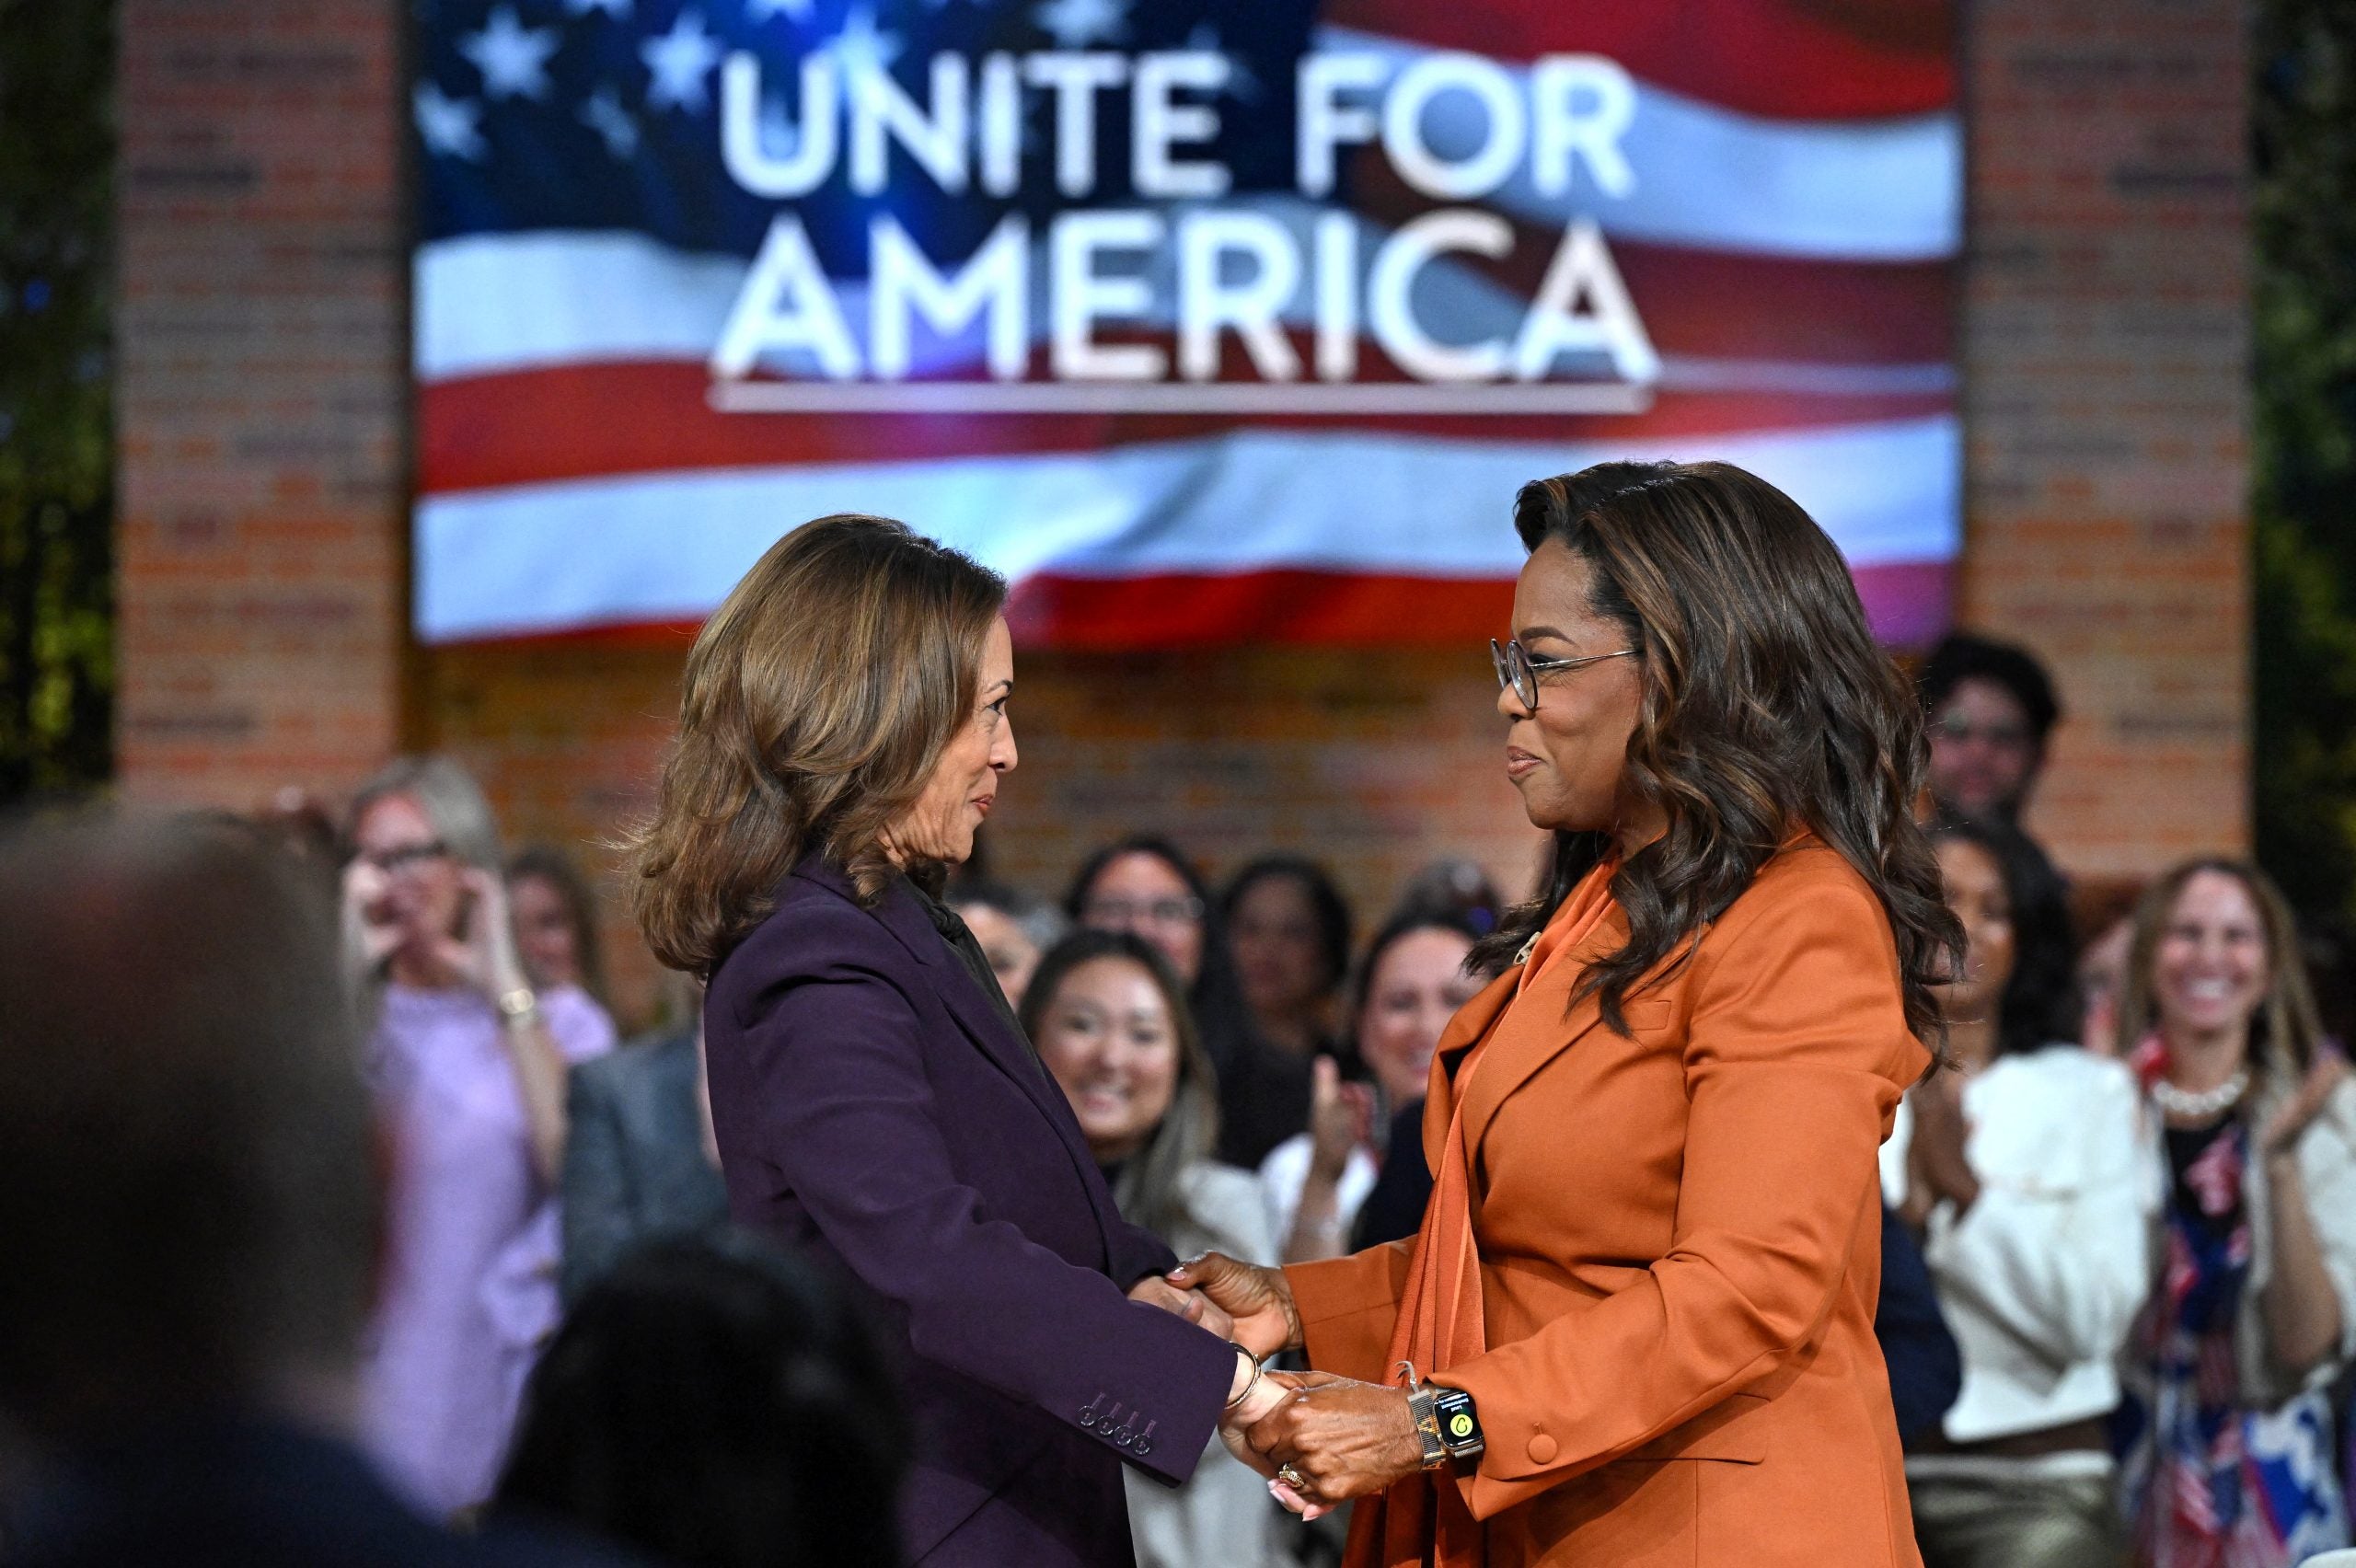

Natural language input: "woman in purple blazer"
[628,515,1289,1567]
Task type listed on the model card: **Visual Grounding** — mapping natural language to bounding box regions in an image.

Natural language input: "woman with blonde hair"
[628,516,1288,1568]
[2113,858,2356,1566]
[342,754,617,1515]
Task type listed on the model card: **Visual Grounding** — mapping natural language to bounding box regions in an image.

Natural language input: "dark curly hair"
[1470,461,1962,1055]
[1923,815,2079,1055]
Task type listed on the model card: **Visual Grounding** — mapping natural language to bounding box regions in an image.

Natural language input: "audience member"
[945,877,1067,1011]
[1019,931,1286,1568]
[1888,819,2149,1568]
[2115,859,2356,1566]
[0,813,635,1567]
[1259,912,1482,1265]
[343,756,618,1516]
[1919,631,2070,911]
[1877,1205,1964,1447]
[1393,856,1505,937]
[1065,836,1306,1166]
[508,845,611,1010]
[560,1012,729,1306]
[1220,856,1354,1062]
[495,1230,907,1568]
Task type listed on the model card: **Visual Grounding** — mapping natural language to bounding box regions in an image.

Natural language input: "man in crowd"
[1918,630,2070,905]
[0,814,635,1567]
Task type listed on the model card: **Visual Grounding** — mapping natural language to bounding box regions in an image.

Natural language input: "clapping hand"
[2261,1051,2351,1161]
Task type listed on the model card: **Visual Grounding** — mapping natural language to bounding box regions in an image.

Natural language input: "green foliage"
[2253,0,2356,915]
[0,0,113,800]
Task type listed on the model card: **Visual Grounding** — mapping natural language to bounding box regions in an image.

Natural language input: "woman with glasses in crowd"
[1176,460,1960,1566]
[1022,929,1288,1568]
[2114,859,2356,1567]
[1887,818,2151,1568]
[341,755,618,1516]
[1067,837,1308,1168]
[1260,911,1484,1266]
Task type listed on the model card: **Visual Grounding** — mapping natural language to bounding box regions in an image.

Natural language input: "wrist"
[493,982,541,1031]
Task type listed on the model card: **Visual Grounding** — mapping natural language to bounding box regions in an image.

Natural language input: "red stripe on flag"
[418,361,1951,495]
[1005,560,1950,651]
[1324,0,1954,119]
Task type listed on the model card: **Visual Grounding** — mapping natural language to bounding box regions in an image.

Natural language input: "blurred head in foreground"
[0,813,376,1444]
[497,1230,907,1568]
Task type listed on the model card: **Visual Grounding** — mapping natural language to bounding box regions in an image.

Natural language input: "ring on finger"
[1277,1463,1308,1492]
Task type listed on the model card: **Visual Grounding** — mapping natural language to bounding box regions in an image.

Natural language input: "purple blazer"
[702,854,1236,1567]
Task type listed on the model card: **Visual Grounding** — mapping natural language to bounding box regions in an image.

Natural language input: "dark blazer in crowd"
[701,854,1236,1568]
[2,1417,641,1568]
[560,1027,731,1305]
[1874,1204,1964,1445]
[1349,1096,1437,1251]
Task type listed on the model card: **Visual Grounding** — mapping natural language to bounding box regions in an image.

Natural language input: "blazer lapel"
[1453,905,1637,1160]
[1422,969,1522,1175]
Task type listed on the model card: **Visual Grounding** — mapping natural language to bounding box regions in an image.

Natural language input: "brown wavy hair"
[2115,857,2323,1092]
[628,515,1006,976]
[1469,460,1962,1055]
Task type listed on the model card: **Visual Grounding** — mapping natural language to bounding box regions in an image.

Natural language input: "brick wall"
[116,0,2254,1031]
[115,0,408,802]
[1959,0,2251,877]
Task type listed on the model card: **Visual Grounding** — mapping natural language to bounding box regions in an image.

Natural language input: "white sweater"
[1881,1046,2157,1446]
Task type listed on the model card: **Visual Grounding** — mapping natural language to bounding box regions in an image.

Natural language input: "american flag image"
[411,0,1959,648]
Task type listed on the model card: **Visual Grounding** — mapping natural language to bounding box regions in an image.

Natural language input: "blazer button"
[1527,1433,1558,1465]
[1136,1436,1153,1455]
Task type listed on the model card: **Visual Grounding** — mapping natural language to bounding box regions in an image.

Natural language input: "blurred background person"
[0,814,634,1568]
[560,1000,728,1307]
[1261,911,1483,1265]
[946,877,1068,1012]
[1221,855,1354,1062]
[2115,858,2356,1567]
[1918,631,2069,909]
[497,1230,907,1568]
[1066,836,1307,1167]
[1020,930,1287,1568]
[1392,857,1506,939]
[1887,819,2149,1568]
[343,755,618,1517]
[508,844,612,1013]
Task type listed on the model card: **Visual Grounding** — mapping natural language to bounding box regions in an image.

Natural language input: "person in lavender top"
[342,756,617,1517]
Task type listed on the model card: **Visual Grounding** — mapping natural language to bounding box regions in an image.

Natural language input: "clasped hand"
[1132,1252,1428,1516]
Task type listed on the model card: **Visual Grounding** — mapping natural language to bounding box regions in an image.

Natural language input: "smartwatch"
[1405,1384,1484,1468]
[1430,1386,1484,1461]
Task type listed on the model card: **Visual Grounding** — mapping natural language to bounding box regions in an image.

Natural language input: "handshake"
[1126,1252,1430,1518]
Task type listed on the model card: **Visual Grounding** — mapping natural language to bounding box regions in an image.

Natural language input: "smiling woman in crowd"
[1022,929,1287,1568]
[1259,912,1484,1267]
[2113,858,2356,1567]
[1886,818,2150,1568]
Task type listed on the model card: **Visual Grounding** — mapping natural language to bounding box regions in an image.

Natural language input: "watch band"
[1404,1388,1449,1470]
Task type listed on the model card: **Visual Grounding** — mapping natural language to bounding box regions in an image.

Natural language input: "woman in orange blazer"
[1173,460,1962,1568]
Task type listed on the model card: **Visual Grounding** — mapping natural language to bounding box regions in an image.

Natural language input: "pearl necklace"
[2149,1067,2250,1122]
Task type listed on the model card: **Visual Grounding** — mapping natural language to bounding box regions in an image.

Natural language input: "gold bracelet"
[1224,1345,1265,1411]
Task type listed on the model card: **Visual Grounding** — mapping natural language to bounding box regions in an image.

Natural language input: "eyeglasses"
[356,839,450,873]
[1929,715,2032,751]
[1490,639,1637,713]
[1084,896,1205,928]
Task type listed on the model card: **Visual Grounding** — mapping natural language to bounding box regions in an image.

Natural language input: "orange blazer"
[1288,841,1929,1568]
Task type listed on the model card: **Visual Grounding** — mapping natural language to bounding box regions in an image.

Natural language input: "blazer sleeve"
[728,945,1235,1485]
[1438,869,1922,1517]
[559,1058,634,1308]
